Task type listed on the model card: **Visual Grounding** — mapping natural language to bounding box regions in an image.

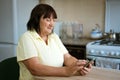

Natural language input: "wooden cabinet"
[64,44,86,59]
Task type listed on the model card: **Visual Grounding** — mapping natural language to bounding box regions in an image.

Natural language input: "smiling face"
[39,15,56,36]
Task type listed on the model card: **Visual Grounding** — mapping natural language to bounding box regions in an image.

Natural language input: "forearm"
[30,64,69,77]
[22,56,83,77]
[64,53,78,66]
[22,57,69,77]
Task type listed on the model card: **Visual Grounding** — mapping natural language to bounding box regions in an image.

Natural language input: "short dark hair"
[27,4,57,33]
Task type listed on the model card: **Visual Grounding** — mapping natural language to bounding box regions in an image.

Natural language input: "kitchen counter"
[61,38,98,59]
[34,67,120,80]
[61,38,97,46]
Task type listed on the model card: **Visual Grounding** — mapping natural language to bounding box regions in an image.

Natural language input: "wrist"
[63,67,72,77]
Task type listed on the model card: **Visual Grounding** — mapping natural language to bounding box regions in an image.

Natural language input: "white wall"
[105,0,120,33]
[40,0,105,38]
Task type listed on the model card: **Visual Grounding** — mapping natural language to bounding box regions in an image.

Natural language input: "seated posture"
[17,4,92,80]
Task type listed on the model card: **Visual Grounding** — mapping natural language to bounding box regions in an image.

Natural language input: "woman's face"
[39,16,55,35]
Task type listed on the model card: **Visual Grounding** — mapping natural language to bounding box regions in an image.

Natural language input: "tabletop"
[34,67,120,80]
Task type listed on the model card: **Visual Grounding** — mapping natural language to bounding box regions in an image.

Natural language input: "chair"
[0,57,19,80]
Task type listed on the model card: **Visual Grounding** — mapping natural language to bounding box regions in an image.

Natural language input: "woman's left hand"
[80,63,92,76]
[77,60,93,75]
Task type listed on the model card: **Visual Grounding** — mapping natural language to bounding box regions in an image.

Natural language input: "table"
[34,67,120,80]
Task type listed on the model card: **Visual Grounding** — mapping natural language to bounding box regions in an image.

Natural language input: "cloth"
[17,30,68,80]
[95,57,120,70]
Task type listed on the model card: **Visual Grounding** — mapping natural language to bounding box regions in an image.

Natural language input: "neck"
[39,32,48,45]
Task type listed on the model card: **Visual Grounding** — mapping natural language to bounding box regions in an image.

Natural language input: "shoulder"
[18,30,38,42]
[20,30,39,39]
[19,31,31,39]
[49,32,63,44]
[50,32,59,37]
[50,32,60,39]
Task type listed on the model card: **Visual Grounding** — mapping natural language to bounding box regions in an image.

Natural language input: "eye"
[53,19,56,22]
[46,18,51,22]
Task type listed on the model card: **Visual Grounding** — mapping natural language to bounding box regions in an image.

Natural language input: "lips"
[47,26,53,30]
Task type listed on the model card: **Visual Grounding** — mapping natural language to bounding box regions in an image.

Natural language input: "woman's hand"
[78,60,93,76]
[63,54,92,76]
[64,60,87,76]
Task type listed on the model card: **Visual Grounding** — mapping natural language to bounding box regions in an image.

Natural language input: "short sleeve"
[17,32,38,61]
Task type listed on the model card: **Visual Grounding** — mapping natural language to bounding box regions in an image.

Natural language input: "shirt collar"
[29,30,54,40]
[29,30,42,40]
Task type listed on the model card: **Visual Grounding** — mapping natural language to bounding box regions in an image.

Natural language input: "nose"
[50,20,55,27]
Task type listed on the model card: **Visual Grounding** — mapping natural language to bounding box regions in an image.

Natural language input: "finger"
[79,70,86,76]
[76,60,86,66]
[78,67,89,76]
[83,67,91,72]
[87,63,93,68]
[78,60,86,63]
[82,69,89,75]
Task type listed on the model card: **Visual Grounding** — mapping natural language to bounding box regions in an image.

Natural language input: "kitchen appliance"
[90,24,102,39]
[86,39,120,70]
[116,33,120,41]
[0,0,39,61]
[103,32,120,42]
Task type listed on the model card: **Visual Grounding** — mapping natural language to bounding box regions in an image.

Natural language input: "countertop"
[34,67,120,80]
[61,38,97,46]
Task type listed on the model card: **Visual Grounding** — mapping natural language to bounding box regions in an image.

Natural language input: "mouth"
[47,27,53,33]
[48,26,53,30]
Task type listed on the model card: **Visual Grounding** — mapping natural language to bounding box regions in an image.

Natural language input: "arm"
[22,56,80,77]
[64,53,87,67]
[64,53,78,66]
[22,57,68,76]
[22,53,92,77]
[63,53,92,76]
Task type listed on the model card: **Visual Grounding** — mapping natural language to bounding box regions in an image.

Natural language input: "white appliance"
[0,0,39,61]
[86,40,120,70]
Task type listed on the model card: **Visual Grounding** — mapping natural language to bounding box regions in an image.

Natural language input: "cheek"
[41,21,49,26]
[40,20,44,26]
[40,21,46,28]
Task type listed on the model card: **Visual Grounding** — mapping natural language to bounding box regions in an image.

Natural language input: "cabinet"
[64,44,86,59]
[62,38,95,60]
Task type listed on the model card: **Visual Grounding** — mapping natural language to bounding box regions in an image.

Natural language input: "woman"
[17,4,92,80]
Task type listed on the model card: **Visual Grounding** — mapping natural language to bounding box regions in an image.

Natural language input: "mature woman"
[17,4,92,80]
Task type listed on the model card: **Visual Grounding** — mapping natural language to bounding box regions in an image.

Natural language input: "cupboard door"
[105,0,120,33]
[65,45,86,59]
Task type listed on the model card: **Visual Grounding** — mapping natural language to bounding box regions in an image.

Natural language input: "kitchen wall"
[105,0,120,33]
[40,0,105,38]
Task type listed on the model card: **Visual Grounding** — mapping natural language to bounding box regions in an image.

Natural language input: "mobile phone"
[84,57,96,67]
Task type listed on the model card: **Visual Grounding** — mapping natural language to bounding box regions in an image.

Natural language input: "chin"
[47,31,52,35]
[49,30,53,33]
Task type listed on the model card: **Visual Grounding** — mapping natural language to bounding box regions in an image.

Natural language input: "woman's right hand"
[64,60,86,76]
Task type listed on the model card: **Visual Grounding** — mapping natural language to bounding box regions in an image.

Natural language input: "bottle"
[109,29,116,41]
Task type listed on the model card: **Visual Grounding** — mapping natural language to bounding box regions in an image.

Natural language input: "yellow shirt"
[17,30,68,80]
